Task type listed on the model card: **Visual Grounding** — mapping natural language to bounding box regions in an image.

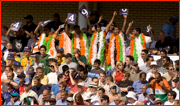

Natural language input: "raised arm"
[64,18,70,37]
[105,11,117,34]
[87,15,92,34]
[97,15,103,24]
[6,23,14,40]
[53,25,62,39]
[121,15,127,32]
[34,22,42,36]
[125,20,134,37]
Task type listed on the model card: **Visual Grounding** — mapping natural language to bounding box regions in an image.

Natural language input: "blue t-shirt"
[14,77,30,84]
[132,80,148,94]
[51,84,69,97]
[145,98,154,105]
[55,98,67,105]
[2,89,18,104]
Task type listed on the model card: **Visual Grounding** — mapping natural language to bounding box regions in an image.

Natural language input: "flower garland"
[59,32,71,54]
[38,33,46,48]
[47,38,57,58]
[130,34,146,61]
[88,31,106,66]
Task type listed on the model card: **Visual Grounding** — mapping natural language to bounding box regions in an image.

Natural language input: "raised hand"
[99,15,103,22]
[148,25,152,30]
[113,11,117,17]
[86,15,89,19]
[129,20,134,27]
[123,14,127,19]
[10,23,14,27]
[38,22,43,25]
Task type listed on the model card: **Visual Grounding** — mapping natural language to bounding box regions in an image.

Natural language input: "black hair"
[57,73,65,81]
[44,24,51,30]
[36,67,43,72]
[94,59,101,65]
[39,45,47,51]
[92,77,98,81]
[139,72,146,78]
[112,25,119,31]
[175,60,179,65]
[99,87,105,93]
[2,26,8,30]
[62,65,69,73]
[160,49,167,54]
[148,77,155,83]
[54,13,60,18]
[106,75,113,82]
[78,65,87,74]
[169,90,177,100]
[142,49,148,54]
[162,56,170,63]
[73,25,80,30]
[134,27,141,34]
[8,66,14,72]
[126,56,134,61]
[146,56,153,62]
[95,23,102,29]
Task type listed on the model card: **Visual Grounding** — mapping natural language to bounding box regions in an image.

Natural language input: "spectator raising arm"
[53,25,63,39]
[34,22,42,36]
[6,23,14,40]
[125,20,134,38]
[1,79,19,89]
[65,18,70,37]
[87,15,92,34]
[121,15,127,33]
[105,11,117,34]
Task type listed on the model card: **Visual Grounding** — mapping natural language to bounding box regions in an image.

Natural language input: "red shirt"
[115,70,124,83]
[19,84,25,95]
[72,85,87,93]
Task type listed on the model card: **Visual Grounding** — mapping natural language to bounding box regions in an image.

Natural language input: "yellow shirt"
[31,75,49,86]
[20,56,33,70]
[57,57,65,66]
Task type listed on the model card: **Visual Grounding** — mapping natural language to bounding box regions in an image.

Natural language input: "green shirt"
[71,55,87,67]
[39,54,51,75]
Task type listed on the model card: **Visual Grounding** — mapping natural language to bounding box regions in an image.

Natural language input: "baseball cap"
[77,82,84,87]
[110,84,116,89]
[91,11,98,16]
[69,68,76,72]
[17,72,25,77]
[120,97,127,103]
[11,92,20,97]
[170,15,179,21]
[24,81,31,86]
[150,62,159,68]
[47,56,58,62]
[65,53,72,58]
[173,77,179,82]
[89,82,97,88]
[13,61,21,66]
[127,86,134,91]
[146,88,154,95]
[31,54,39,58]
[131,61,138,66]
[67,97,74,102]
[1,60,6,66]
[9,48,17,52]
[28,66,34,74]
[24,15,33,19]
[24,46,31,52]
[7,54,15,60]
[57,47,64,52]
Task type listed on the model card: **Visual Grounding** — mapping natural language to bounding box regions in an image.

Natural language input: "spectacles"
[7,76,12,77]
[169,68,174,71]
[59,86,62,87]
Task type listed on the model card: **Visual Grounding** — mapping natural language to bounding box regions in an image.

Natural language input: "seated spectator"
[83,96,92,105]
[126,91,138,105]
[12,61,21,72]
[146,72,170,101]
[168,71,178,89]
[6,92,21,105]
[145,88,155,105]
[55,91,68,105]
[56,47,65,66]
[68,68,77,87]
[173,37,179,55]
[117,71,133,96]
[71,48,87,68]
[140,56,154,73]
[20,81,38,101]
[9,48,20,62]
[51,74,69,97]
[164,90,177,105]
[31,76,45,97]
[129,61,143,82]
[172,77,179,100]
[27,30,37,47]
[137,85,148,102]
[71,75,87,93]
[124,56,134,72]
[98,71,108,89]
[112,61,124,83]
[3,42,12,61]
[174,60,179,72]
[109,93,121,105]
[59,53,77,72]
[32,67,48,86]
[26,66,37,82]
[158,56,171,74]
[108,85,121,103]
[49,97,56,105]
[1,66,16,80]
[74,92,84,105]
[99,95,109,105]
[132,72,148,95]
[146,30,157,49]
[97,87,105,99]
[91,59,104,74]
[154,98,164,105]
[1,60,6,76]
[138,49,148,67]
[6,53,15,67]
[156,49,173,67]
[38,89,55,105]
[1,26,10,46]
[56,82,67,100]
[119,97,127,105]
[73,82,88,99]
[14,68,30,84]
[163,64,176,81]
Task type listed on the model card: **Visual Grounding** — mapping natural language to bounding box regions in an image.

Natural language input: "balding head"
[7,72,14,80]
[6,43,12,50]
[43,89,51,101]
[73,48,80,57]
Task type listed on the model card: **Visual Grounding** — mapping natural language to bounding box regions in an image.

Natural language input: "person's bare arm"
[6,23,14,40]
[1,40,8,44]
[159,81,170,93]
[105,11,117,34]
[112,71,116,83]
[64,18,70,37]
[97,15,103,24]
[53,25,63,39]
[34,22,42,36]
[125,20,134,37]
[24,30,31,38]
[2,80,19,89]
[121,15,127,33]
[87,15,92,34]
[69,71,76,86]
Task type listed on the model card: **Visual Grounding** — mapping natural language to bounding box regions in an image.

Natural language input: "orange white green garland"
[88,31,106,65]
[130,33,146,61]
[106,32,125,70]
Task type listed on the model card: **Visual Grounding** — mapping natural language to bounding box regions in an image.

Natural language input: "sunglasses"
[7,76,12,77]
[169,68,174,71]
[123,75,127,77]
[49,65,54,68]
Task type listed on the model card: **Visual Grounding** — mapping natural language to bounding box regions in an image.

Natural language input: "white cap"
[126,91,137,101]
[77,82,84,87]
[150,62,158,67]
[83,96,91,101]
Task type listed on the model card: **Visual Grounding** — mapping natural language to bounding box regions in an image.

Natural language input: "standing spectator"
[112,61,124,83]
[39,45,51,75]
[126,91,138,105]
[59,53,77,72]
[138,49,149,67]
[91,59,104,74]
[124,56,134,72]
[56,47,65,66]
[20,81,38,101]
[32,67,48,86]
[3,42,12,61]
[162,15,178,42]
[158,56,170,74]
[146,31,157,49]
[163,64,175,81]
[90,11,107,27]
[71,48,87,68]
[20,46,33,70]
[132,72,148,95]
[6,93,21,105]
[38,89,55,105]
[1,26,10,46]
[129,61,143,82]
[146,72,170,101]
[145,88,155,105]
[117,71,133,96]
[79,66,92,87]
[31,76,45,97]
[98,71,108,89]
[23,15,37,33]
[140,56,154,73]
[48,13,64,31]
[164,90,177,105]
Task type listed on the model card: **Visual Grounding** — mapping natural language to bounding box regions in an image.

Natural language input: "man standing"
[23,15,37,33]
[48,13,64,31]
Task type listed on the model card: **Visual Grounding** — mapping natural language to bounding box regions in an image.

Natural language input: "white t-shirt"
[59,62,77,72]
[146,72,162,81]
[146,40,157,49]
[47,72,58,85]
[173,88,179,100]
[127,101,138,105]
[164,101,175,105]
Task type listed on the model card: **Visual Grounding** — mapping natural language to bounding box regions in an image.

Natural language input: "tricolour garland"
[130,33,146,61]
[38,33,57,57]
[88,31,106,66]
[71,31,89,58]
[106,32,125,70]
[59,32,71,54]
